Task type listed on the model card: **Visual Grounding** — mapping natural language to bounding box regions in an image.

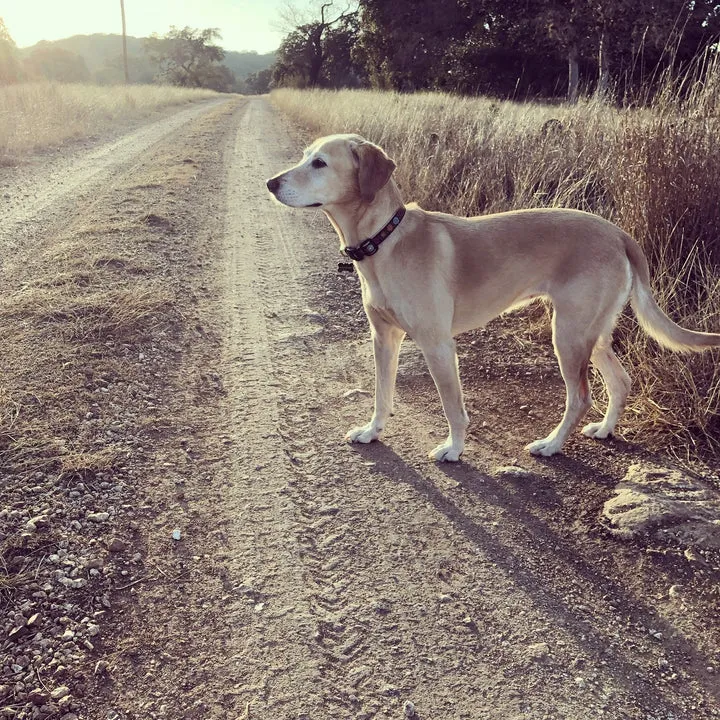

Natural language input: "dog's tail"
[624,233,720,352]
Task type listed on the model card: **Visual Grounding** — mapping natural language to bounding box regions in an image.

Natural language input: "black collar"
[344,207,406,262]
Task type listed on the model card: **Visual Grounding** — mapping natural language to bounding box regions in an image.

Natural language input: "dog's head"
[266,134,396,209]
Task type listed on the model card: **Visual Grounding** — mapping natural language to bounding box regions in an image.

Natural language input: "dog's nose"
[266,176,281,194]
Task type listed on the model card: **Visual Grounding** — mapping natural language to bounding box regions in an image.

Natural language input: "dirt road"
[1,96,719,720]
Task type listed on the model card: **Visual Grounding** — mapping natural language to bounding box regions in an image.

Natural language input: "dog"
[266,134,720,460]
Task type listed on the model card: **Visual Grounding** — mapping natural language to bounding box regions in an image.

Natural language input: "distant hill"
[19,34,276,88]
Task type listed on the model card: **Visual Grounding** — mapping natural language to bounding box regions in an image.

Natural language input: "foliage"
[23,45,91,83]
[354,0,475,91]
[144,27,234,91]
[243,68,273,94]
[272,3,362,88]
[273,0,720,101]
[0,17,23,84]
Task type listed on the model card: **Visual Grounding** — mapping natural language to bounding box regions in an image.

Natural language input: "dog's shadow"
[345,439,720,709]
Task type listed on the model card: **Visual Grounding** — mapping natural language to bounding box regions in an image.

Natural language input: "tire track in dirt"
[220,98,501,719]
[221,97,405,718]
[219,97,326,718]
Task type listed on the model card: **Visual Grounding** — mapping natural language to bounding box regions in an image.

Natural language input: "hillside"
[19,33,275,87]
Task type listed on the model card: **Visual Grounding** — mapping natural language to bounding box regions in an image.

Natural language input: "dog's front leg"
[419,338,469,462]
[346,314,405,445]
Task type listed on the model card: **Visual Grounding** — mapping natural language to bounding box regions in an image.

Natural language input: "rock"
[403,700,417,718]
[8,625,29,642]
[86,623,100,637]
[107,538,126,553]
[26,515,49,532]
[343,388,372,400]
[50,686,70,700]
[27,688,49,705]
[526,642,550,662]
[304,311,326,324]
[601,463,720,549]
[86,512,109,522]
[493,466,534,479]
[683,547,708,567]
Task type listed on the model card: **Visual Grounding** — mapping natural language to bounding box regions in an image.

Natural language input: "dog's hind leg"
[582,339,632,440]
[346,314,405,445]
[526,310,594,456]
[419,338,469,462]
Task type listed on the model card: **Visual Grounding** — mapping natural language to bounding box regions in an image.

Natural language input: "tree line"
[0,21,249,92]
[268,0,720,101]
[3,2,719,100]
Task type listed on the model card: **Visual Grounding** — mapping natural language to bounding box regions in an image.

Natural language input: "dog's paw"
[581,422,612,440]
[429,441,463,463]
[346,423,380,444]
[525,437,562,457]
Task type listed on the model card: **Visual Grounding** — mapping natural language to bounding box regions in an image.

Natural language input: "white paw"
[429,440,463,462]
[525,437,562,457]
[581,422,612,440]
[346,423,380,444]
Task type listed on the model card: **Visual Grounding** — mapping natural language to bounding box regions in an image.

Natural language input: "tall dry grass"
[0,82,219,158]
[271,78,720,456]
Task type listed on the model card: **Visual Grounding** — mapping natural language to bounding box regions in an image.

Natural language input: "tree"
[440,0,568,97]
[356,0,476,91]
[274,0,720,101]
[272,1,359,88]
[0,17,23,84]
[145,27,234,89]
[24,45,91,82]
[244,68,272,94]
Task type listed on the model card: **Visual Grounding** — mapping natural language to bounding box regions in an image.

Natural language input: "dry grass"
[0,82,220,157]
[271,81,720,456]
[0,197,181,477]
[0,240,177,474]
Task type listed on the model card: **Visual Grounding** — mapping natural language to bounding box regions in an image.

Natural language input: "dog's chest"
[360,276,406,330]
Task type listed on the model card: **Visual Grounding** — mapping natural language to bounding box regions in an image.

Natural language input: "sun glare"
[4,2,123,48]
[2,0,283,53]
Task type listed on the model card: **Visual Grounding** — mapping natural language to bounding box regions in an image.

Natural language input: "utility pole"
[120,0,129,83]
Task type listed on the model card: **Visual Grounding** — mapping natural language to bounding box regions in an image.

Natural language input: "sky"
[3,0,288,54]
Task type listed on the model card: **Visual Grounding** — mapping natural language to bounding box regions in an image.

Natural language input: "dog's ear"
[352,142,396,203]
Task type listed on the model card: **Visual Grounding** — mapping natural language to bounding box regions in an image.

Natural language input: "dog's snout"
[266,176,281,194]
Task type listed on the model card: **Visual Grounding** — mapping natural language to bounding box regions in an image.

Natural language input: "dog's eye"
[311,158,327,169]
